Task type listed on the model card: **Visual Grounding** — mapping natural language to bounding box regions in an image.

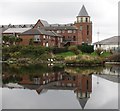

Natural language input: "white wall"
[94,44,118,51]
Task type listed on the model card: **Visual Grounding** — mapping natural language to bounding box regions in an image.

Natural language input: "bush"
[21,46,46,57]
[78,43,94,53]
[9,45,22,53]
[95,48,103,56]
[68,45,80,55]
[52,47,68,54]
[55,55,64,61]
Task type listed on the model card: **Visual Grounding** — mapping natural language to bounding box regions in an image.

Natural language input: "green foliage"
[52,47,68,54]
[68,45,80,55]
[2,35,23,45]
[56,51,75,58]
[29,38,34,45]
[95,48,103,56]
[10,52,21,58]
[2,45,49,60]
[20,46,46,57]
[16,38,23,45]
[2,36,9,43]
[9,45,22,53]
[78,43,94,53]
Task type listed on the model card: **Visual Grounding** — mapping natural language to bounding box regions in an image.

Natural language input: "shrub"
[78,43,94,53]
[68,45,80,55]
[52,47,68,54]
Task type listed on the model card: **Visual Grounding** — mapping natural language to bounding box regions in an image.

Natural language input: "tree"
[68,45,80,55]
[8,35,16,45]
[16,37,23,45]
[29,38,34,45]
[2,36,9,44]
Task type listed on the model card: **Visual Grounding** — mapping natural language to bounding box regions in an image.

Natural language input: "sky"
[0,0,119,43]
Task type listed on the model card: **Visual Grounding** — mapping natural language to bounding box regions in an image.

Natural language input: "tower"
[74,5,92,44]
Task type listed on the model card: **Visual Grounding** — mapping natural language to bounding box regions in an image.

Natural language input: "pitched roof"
[3,28,31,34]
[78,5,89,17]
[45,24,78,30]
[21,28,61,37]
[93,36,120,45]
[0,24,34,28]
[40,20,49,26]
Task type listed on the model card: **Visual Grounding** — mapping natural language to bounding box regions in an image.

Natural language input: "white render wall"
[94,44,118,51]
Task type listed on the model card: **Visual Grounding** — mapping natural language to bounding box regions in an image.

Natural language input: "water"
[2,63,120,109]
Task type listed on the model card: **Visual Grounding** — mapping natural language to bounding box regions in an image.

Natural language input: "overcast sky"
[0,0,119,43]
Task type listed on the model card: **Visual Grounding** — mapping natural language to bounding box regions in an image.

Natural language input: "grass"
[100,52,111,57]
[91,51,111,57]
[56,51,111,58]
[56,51,75,57]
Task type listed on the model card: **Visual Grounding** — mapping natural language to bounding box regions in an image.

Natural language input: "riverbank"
[2,45,116,67]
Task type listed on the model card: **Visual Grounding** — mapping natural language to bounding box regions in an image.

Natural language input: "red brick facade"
[20,33,62,47]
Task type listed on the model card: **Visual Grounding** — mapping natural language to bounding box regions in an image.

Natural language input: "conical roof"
[78,5,89,17]
[78,98,88,109]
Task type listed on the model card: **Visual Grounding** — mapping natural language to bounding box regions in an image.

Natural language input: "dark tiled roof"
[78,5,89,17]
[93,36,120,45]
[45,24,78,30]
[40,20,49,26]
[21,28,61,37]
[0,24,34,28]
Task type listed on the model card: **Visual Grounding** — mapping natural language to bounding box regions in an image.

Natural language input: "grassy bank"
[2,45,112,66]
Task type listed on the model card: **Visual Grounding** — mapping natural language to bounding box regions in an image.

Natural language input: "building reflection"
[2,71,92,109]
[2,64,120,109]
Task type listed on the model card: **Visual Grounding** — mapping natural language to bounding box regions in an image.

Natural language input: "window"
[80,26,82,31]
[46,42,48,47]
[62,30,65,33]
[86,18,88,22]
[87,25,89,35]
[43,35,45,39]
[81,18,83,22]
[73,30,76,33]
[34,35,40,42]
[68,30,72,33]
[57,30,61,33]
[63,36,65,41]
[87,80,89,90]
[73,36,76,41]
[60,38,63,43]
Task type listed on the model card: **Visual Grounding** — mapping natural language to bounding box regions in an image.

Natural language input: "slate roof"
[93,36,120,45]
[3,28,31,34]
[40,20,49,26]
[45,24,78,30]
[21,28,61,37]
[0,24,34,28]
[78,5,89,17]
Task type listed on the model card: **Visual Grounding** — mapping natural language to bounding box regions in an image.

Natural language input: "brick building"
[20,28,62,47]
[1,5,92,47]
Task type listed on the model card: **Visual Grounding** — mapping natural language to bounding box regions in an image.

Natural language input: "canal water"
[2,63,119,109]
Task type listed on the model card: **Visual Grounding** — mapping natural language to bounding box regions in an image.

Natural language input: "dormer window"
[34,35,41,42]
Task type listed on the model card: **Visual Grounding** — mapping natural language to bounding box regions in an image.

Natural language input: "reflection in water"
[2,63,119,109]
